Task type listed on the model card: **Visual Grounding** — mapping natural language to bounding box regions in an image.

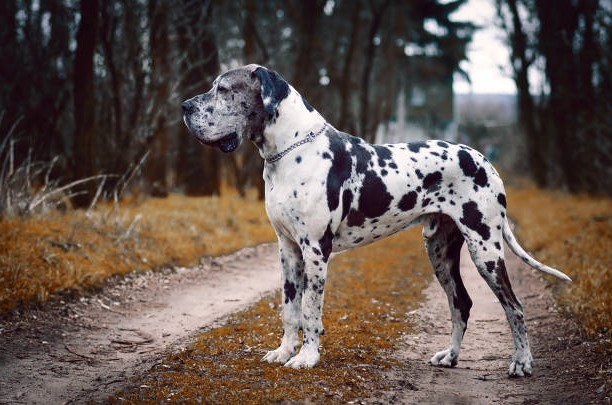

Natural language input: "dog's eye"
[217,85,229,93]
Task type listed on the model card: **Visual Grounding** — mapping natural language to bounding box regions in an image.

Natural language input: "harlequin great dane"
[181,65,571,376]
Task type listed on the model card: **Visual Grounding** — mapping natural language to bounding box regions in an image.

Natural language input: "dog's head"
[181,65,289,153]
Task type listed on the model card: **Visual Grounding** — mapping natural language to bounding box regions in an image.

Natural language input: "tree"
[72,0,99,207]
[497,0,611,193]
[145,0,171,197]
[496,0,547,186]
[174,0,221,196]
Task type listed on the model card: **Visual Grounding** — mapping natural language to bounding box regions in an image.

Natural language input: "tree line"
[0,0,474,206]
[496,0,611,194]
[1,0,608,210]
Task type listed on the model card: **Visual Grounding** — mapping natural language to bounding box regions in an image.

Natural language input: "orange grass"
[112,229,431,403]
[0,190,276,314]
[506,186,611,337]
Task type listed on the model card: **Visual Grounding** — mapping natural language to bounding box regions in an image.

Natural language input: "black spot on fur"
[358,171,393,218]
[284,280,296,303]
[373,145,393,161]
[347,209,365,227]
[408,142,430,153]
[423,171,442,192]
[415,169,424,179]
[460,201,491,240]
[458,150,478,177]
[325,135,353,212]
[437,141,449,148]
[296,156,302,164]
[474,167,488,187]
[341,189,353,221]
[458,149,489,187]
[485,261,496,273]
[398,191,418,211]
[319,223,334,263]
[346,135,370,174]
[497,193,507,208]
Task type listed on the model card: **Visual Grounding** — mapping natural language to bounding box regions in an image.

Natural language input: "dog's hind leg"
[423,214,472,368]
[263,237,304,364]
[463,231,533,377]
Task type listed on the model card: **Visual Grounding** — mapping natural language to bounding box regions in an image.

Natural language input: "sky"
[450,0,517,94]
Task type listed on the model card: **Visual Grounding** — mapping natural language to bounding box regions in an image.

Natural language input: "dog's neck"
[258,86,326,163]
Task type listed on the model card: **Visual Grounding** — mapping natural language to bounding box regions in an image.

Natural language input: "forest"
[1,0,609,217]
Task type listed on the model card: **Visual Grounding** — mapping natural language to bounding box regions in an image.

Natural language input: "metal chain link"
[265,124,328,164]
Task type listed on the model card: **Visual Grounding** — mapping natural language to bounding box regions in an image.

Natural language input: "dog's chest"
[263,157,332,236]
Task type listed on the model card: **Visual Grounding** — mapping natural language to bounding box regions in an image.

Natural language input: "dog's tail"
[502,218,572,282]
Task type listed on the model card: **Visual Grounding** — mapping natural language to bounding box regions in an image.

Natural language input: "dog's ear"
[252,67,289,115]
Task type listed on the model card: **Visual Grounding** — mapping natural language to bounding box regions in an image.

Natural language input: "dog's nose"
[181,100,195,114]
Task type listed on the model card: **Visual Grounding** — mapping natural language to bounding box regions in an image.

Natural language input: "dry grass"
[506,186,611,337]
[112,228,431,403]
[0,190,276,314]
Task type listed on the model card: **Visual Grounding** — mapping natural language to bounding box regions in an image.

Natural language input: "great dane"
[181,65,571,376]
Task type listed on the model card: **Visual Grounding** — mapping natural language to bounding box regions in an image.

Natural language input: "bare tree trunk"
[242,0,265,199]
[72,0,99,208]
[290,0,324,101]
[535,0,581,191]
[145,0,170,197]
[360,0,390,142]
[338,1,361,133]
[175,0,220,196]
[501,0,548,186]
[100,2,122,145]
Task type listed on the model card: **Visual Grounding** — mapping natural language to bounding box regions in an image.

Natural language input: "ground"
[0,237,608,403]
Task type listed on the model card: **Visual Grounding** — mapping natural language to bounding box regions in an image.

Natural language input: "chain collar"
[264,123,328,164]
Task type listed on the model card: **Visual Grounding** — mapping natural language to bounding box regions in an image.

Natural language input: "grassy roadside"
[0,190,276,314]
[505,186,611,337]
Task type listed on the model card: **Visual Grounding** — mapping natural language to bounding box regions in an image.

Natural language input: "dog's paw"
[508,351,533,377]
[284,347,320,369]
[262,346,296,364]
[429,349,458,368]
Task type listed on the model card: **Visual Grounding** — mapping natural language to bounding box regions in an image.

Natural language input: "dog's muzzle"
[181,99,240,153]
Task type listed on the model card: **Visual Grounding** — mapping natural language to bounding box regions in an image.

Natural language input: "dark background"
[0,0,610,211]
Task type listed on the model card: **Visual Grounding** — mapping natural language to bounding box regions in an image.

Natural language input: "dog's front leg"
[263,237,304,364]
[284,249,327,369]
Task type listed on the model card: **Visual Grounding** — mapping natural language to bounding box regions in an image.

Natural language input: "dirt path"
[0,242,607,403]
[0,244,280,404]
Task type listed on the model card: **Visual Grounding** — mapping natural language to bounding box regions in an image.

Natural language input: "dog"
[181,65,571,376]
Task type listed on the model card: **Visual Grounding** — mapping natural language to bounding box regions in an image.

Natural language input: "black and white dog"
[181,65,570,376]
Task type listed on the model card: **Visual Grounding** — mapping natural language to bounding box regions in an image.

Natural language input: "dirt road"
[0,244,280,403]
[0,242,608,403]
